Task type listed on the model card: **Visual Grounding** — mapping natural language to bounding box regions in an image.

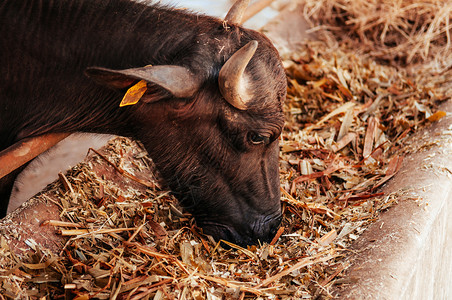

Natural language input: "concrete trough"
[1,4,450,298]
[331,99,452,299]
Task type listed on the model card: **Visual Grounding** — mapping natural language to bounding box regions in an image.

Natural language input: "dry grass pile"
[300,0,452,66]
[0,35,449,299]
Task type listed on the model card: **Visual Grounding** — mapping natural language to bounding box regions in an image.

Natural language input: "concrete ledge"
[0,196,63,254]
[0,140,153,255]
[333,100,452,299]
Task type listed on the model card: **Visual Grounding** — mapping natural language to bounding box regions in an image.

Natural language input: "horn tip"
[225,0,251,25]
[243,40,258,55]
[249,40,258,49]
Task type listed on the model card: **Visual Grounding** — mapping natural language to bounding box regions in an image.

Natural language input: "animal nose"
[199,212,282,246]
[226,213,283,246]
[251,213,282,243]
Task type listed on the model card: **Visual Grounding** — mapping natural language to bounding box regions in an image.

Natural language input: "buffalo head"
[85,0,286,246]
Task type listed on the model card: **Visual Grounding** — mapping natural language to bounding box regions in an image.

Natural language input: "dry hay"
[0,36,449,299]
[299,0,452,67]
[1,3,452,296]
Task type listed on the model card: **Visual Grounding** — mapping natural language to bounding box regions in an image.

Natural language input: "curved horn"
[224,0,251,25]
[243,0,275,24]
[218,40,258,110]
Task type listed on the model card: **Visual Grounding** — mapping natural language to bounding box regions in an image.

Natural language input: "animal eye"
[248,132,270,145]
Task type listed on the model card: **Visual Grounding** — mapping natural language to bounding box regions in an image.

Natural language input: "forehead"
[221,84,285,131]
[248,51,286,111]
[198,26,286,124]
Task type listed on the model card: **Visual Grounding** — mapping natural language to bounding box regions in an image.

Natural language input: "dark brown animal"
[0,0,286,246]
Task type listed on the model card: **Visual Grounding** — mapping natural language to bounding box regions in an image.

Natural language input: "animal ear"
[85,65,202,98]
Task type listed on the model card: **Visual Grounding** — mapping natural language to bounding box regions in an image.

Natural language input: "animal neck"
[1,0,223,70]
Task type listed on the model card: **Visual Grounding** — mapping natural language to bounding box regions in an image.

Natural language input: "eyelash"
[248,132,270,145]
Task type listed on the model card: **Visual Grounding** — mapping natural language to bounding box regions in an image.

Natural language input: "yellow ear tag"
[119,80,148,107]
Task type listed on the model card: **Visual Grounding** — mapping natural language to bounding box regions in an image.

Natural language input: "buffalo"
[0,0,287,246]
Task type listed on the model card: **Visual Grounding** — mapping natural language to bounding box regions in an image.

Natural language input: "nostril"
[251,213,282,243]
[201,212,283,246]
[267,215,282,239]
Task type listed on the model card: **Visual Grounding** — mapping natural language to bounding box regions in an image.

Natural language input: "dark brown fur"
[0,0,286,245]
